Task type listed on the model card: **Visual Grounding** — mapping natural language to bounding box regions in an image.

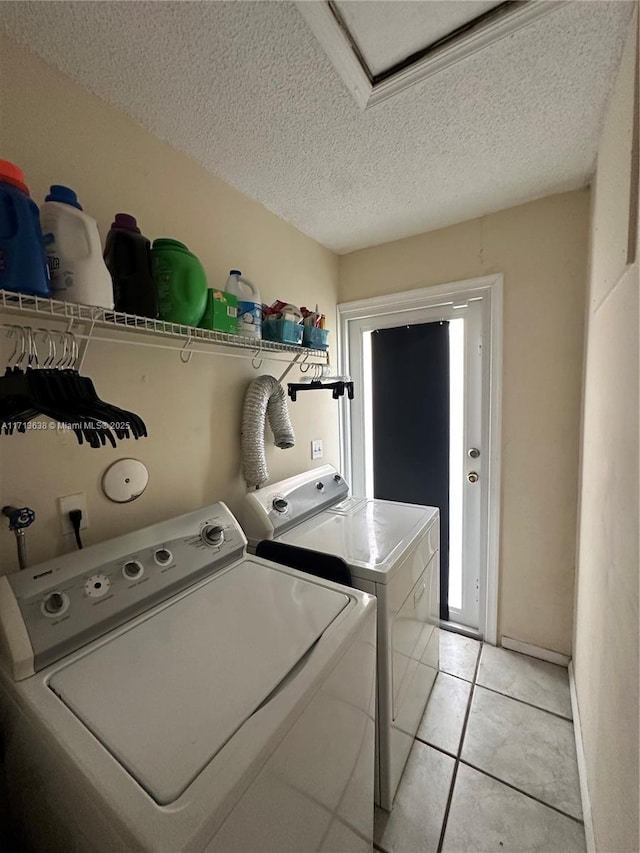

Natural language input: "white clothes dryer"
[0,503,376,853]
[242,465,440,811]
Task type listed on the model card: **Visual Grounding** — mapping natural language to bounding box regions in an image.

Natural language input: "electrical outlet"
[311,439,323,460]
[58,493,89,535]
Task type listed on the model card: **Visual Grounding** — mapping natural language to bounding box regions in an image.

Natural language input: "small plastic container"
[263,317,303,345]
[302,326,330,350]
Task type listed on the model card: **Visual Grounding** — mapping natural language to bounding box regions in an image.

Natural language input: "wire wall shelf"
[0,290,330,366]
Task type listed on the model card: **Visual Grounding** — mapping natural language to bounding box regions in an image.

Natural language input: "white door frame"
[337,274,503,644]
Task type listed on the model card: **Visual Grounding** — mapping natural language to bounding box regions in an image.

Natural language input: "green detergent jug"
[151,238,208,326]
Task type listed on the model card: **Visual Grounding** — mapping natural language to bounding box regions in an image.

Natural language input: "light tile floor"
[375,632,586,853]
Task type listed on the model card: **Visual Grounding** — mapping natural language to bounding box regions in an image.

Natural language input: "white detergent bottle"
[40,185,114,309]
[225,269,261,339]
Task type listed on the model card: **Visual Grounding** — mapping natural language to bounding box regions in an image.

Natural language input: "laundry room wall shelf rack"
[0,290,330,373]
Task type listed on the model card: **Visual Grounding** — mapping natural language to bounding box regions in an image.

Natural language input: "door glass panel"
[363,329,374,498]
[448,318,465,611]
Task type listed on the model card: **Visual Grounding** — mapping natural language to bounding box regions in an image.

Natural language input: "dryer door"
[48,559,349,805]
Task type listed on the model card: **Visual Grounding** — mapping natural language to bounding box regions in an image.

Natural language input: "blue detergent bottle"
[0,160,50,297]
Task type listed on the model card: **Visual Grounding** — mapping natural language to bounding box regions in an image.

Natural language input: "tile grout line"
[463,647,583,828]
[473,681,574,722]
[439,668,474,685]
[456,757,586,826]
[413,734,457,760]
[375,658,471,853]
[436,641,484,853]
[445,657,573,721]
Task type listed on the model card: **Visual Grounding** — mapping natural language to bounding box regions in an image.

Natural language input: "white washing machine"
[0,503,376,853]
[242,465,440,811]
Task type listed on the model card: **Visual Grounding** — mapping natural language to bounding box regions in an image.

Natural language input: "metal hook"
[16,327,30,370]
[69,331,79,369]
[53,331,68,369]
[6,326,25,368]
[26,328,38,368]
[58,334,66,369]
[62,332,72,369]
[59,331,77,370]
[298,352,311,373]
[180,335,194,364]
[251,341,263,371]
[36,328,55,368]
[59,331,73,369]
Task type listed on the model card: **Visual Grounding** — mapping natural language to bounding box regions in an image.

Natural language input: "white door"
[338,278,502,638]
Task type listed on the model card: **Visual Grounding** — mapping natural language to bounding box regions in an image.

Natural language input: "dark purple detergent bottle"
[104,214,158,318]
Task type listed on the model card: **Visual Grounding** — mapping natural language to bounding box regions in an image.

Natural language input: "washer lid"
[48,559,348,805]
[278,499,438,579]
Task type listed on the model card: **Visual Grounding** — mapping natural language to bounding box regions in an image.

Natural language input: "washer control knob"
[44,592,66,614]
[333,474,342,483]
[84,574,111,599]
[316,481,325,491]
[154,548,172,566]
[272,498,288,513]
[123,560,144,580]
[202,525,225,547]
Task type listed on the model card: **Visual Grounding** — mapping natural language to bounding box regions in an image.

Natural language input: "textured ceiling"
[335,0,503,75]
[0,1,634,254]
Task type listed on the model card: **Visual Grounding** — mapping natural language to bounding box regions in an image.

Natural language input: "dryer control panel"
[243,464,349,544]
[0,503,246,680]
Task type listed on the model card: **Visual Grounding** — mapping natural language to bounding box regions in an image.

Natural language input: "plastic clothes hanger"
[287,364,354,402]
[0,328,148,445]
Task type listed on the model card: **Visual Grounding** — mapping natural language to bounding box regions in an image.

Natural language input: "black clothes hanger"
[287,379,354,402]
[0,327,147,447]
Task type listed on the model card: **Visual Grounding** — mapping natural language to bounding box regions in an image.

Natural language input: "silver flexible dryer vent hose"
[241,375,295,487]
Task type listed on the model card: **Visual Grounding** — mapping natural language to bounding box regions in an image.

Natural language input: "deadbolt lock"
[468,448,480,459]
[467,472,479,483]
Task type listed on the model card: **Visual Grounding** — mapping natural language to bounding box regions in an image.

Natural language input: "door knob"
[468,448,480,459]
[467,472,479,483]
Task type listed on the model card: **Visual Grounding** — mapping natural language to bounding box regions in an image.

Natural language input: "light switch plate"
[311,439,323,460]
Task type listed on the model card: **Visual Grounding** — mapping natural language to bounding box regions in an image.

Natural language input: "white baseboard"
[500,636,571,667]
[569,662,596,853]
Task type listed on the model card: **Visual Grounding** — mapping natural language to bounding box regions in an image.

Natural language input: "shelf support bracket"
[75,318,96,373]
[277,352,304,385]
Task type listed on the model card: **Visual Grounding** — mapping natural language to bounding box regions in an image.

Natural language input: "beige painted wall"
[0,36,340,570]
[340,189,590,655]
[573,13,639,853]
